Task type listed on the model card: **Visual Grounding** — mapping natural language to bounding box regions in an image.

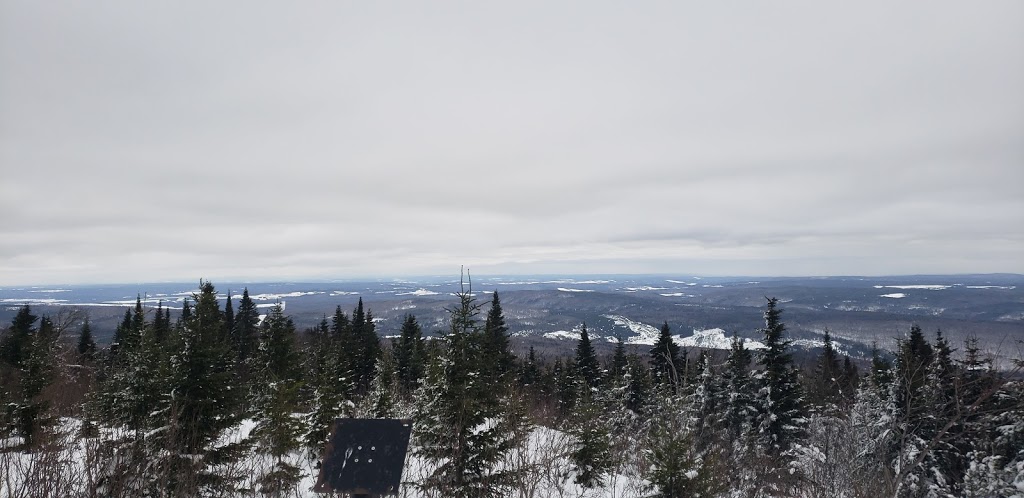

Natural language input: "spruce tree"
[519,346,541,388]
[809,329,842,410]
[304,314,351,456]
[77,318,97,358]
[414,273,529,497]
[351,298,381,392]
[250,304,303,495]
[650,321,681,388]
[233,288,260,366]
[481,291,515,385]
[367,350,398,418]
[14,314,57,447]
[0,305,37,367]
[223,291,234,340]
[394,313,425,391]
[720,335,755,446]
[610,335,628,379]
[162,281,242,493]
[575,322,601,389]
[753,297,806,469]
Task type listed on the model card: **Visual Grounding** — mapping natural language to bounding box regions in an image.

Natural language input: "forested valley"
[1,279,1021,497]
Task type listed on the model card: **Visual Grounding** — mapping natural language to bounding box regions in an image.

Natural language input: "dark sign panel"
[313,418,413,496]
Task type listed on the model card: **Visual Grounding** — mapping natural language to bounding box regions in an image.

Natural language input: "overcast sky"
[1,1,1022,285]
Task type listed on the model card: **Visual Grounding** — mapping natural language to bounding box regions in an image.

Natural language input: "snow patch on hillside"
[557,287,594,293]
[396,288,440,296]
[966,285,1016,290]
[623,286,668,291]
[247,291,323,300]
[543,330,576,340]
[677,328,767,350]
[880,293,906,298]
[874,285,950,290]
[603,315,661,344]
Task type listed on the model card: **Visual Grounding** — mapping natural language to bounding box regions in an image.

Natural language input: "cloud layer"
[2,2,1022,284]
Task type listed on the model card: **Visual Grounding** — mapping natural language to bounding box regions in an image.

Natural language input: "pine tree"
[650,321,682,389]
[413,272,530,497]
[575,322,601,389]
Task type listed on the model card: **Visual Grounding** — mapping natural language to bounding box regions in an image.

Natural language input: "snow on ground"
[622,286,668,291]
[557,287,594,293]
[676,328,767,351]
[965,285,1016,290]
[873,285,951,290]
[880,293,906,298]
[659,292,694,297]
[603,315,661,344]
[543,330,580,340]
[0,298,68,305]
[246,291,324,300]
[0,420,647,498]
[396,288,440,296]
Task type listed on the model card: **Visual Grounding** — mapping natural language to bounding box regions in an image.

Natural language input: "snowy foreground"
[1,418,648,498]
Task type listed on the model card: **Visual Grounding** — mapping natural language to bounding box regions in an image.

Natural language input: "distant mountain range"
[2,274,1022,366]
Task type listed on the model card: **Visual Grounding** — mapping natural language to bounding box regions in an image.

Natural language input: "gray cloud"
[1,1,1022,285]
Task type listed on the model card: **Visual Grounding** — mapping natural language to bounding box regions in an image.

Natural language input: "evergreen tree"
[568,394,612,488]
[394,313,426,391]
[303,314,351,456]
[610,335,628,379]
[481,291,515,385]
[414,273,529,497]
[624,352,651,414]
[161,281,243,493]
[809,329,842,410]
[223,291,234,340]
[574,322,601,389]
[0,305,37,367]
[519,346,541,388]
[870,341,893,390]
[14,314,58,447]
[233,288,260,366]
[77,317,97,358]
[250,303,303,495]
[153,301,171,344]
[650,321,682,388]
[720,335,755,447]
[351,298,381,392]
[751,297,806,492]
[367,350,398,418]
[645,392,725,497]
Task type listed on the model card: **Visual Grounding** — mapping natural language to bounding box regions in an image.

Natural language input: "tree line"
[0,278,1021,497]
